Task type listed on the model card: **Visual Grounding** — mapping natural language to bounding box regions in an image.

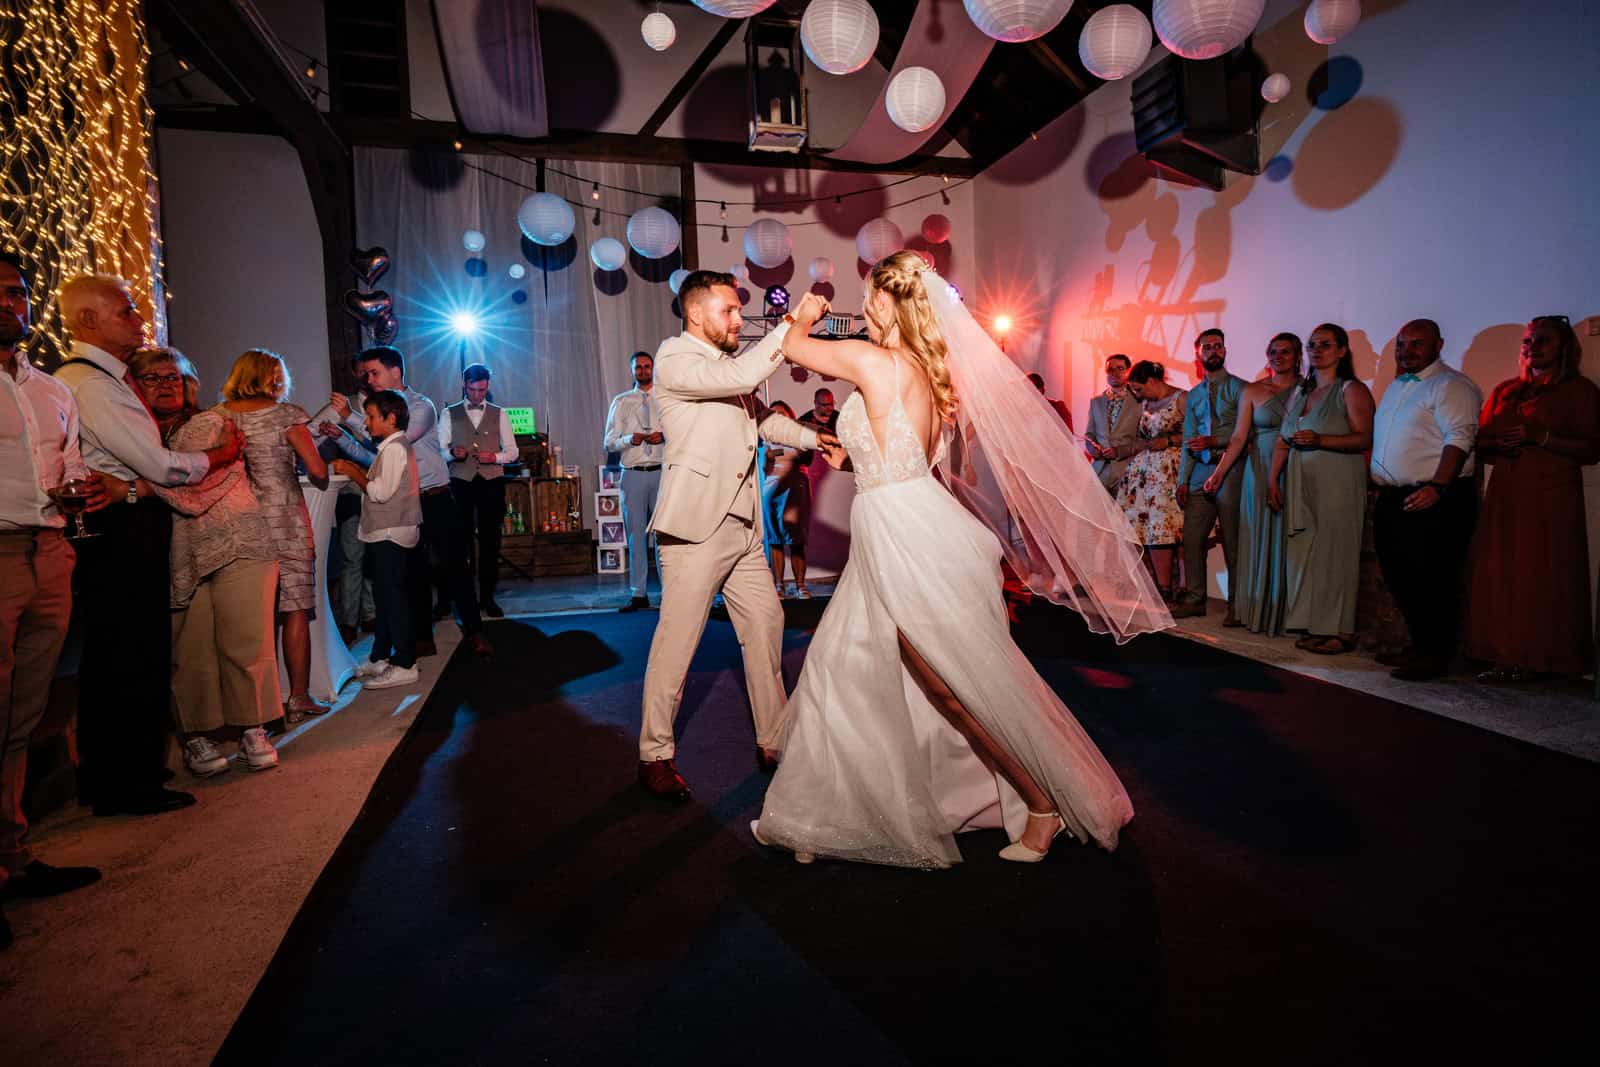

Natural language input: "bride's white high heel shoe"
[750,819,814,864]
[998,811,1066,863]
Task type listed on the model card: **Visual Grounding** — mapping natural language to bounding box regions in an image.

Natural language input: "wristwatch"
[126,481,139,505]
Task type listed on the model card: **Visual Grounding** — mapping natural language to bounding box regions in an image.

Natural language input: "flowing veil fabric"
[923,272,1173,643]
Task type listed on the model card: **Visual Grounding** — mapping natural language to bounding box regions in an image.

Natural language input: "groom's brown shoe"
[638,758,692,803]
[755,747,780,773]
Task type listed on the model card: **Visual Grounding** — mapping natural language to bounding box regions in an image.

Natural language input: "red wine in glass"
[50,478,99,539]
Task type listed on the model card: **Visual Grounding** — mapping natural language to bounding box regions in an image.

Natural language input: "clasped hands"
[628,431,665,447]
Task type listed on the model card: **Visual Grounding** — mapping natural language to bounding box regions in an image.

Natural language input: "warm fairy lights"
[0,0,166,365]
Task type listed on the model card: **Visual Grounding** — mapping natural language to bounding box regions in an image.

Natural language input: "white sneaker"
[236,727,279,771]
[184,737,230,778]
[353,659,389,680]
[793,585,812,600]
[364,663,420,690]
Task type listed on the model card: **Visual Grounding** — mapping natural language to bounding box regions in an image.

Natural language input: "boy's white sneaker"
[364,663,420,690]
[353,659,390,680]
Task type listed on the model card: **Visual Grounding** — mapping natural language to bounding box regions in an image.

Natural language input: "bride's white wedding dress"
[757,358,1134,869]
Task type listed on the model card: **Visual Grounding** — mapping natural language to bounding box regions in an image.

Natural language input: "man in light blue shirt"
[1174,328,1246,621]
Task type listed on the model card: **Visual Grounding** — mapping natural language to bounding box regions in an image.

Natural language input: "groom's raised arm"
[654,324,790,399]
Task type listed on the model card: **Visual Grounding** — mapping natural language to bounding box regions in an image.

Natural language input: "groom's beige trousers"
[639,511,788,761]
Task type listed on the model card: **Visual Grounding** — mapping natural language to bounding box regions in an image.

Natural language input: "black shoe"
[92,787,197,818]
[482,598,505,619]
[618,596,650,613]
[638,759,692,803]
[1,860,102,901]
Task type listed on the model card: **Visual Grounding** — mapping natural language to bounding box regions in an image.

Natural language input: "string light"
[719,201,727,219]
[176,56,188,71]
[453,139,463,151]
[591,182,600,201]
[304,61,316,79]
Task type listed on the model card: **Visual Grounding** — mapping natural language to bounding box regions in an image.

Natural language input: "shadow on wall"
[537,9,620,130]
[982,105,1087,187]
[1461,322,1529,393]
[1292,97,1404,211]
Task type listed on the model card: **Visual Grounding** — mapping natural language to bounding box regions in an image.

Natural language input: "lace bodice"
[836,358,933,493]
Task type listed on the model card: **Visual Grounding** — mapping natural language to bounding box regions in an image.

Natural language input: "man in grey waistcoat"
[441,363,518,619]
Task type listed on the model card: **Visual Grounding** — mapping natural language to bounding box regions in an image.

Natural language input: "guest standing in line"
[1173,329,1246,622]
[1267,324,1375,655]
[55,274,242,816]
[441,363,517,619]
[1203,333,1303,635]
[761,401,812,598]
[1084,354,1141,494]
[1116,361,1185,600]
[1368,320,1483,681]
[603,352,663,613]
[1465,316,1600,683]
[1027,372,1075,431]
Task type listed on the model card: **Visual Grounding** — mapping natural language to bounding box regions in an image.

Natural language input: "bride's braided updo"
[864,251,957,422]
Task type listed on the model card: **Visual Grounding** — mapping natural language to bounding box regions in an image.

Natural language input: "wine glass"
[50,477,99,539]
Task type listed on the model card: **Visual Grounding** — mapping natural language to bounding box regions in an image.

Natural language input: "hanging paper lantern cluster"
[1152,0,1266,61]
[808,257,834,283]
[801,0,879,75]
[627,206,681,259]
[1304,0,1360,44]
[517,192,575,247]
[691,0,777,17]
[1261,73,1291,102]
[641,12,676,51]
[855,218,903,263]
[462,229,486,253]
[590,238,627,272]
[668,268,691,294]
[743,218,792,269]
[885,66,946,134]
[962,0,1075,43]
[921,214,952,244]
[1078,5,1153,82]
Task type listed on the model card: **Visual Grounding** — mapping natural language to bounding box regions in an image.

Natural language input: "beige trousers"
[171,558,282,734]
[640,513,788,761]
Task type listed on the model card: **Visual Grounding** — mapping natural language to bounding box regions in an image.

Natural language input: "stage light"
[765,284,790,310]
[994,315,1012,334]
[450,311,480,338]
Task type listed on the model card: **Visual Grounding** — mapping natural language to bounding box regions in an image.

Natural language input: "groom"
[637,274,836,802]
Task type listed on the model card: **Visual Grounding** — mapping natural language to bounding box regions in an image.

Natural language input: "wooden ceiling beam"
[638,17,744,137]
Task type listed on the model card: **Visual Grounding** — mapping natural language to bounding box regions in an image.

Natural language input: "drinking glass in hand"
[50,478,98,539]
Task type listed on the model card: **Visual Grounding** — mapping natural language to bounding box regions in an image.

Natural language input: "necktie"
[641,394,654,457]
[1396,373,1420,383]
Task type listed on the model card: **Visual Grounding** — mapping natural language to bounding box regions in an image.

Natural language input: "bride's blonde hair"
[864,250,957,422]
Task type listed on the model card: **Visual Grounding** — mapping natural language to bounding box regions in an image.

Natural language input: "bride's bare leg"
[897,631,1060,852]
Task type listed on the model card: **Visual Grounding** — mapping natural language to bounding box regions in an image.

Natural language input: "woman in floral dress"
[1116,360,1186,598]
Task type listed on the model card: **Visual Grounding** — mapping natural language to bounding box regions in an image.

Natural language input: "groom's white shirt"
[648,324,820,543]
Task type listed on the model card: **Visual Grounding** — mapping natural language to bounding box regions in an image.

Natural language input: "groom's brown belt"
[625,464,660,472]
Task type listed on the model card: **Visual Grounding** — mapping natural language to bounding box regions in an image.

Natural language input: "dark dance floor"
[216,604,1597,1066]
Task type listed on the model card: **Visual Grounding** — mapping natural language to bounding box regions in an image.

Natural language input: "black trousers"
[365,539,415,669]
[74,499,173,802]
[1374,479,1478,661]
[409,489,481,638]
[451,475,506,600]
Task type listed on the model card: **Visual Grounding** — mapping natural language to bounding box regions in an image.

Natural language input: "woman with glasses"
[1465,316,1600,683]
[1267,324,1375,654]
[1116,360,1186,599]
[125,348,201,437]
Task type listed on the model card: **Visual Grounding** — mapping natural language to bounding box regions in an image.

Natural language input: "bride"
[753,252,1171,869]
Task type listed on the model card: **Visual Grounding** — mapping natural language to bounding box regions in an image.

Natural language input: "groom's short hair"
[678,270,738,309]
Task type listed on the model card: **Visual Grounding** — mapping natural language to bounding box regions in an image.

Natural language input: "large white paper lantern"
[801,0,879,75]
[668,268,691,294]
[462,229,486,253]
[590,237,627,272]
[1304,0,1360,44]
[855,218,904,263]
[517,192,575,246]
[963,0,1076,43]
[641,12,676,51]
[808,257,834,284]
[1261,73,1291,102]
[743,218,792,269]
[1077,5,1153,81]
[691,0,777,17]
[885,67,945,134]
[1152,0,1266,61]
[921,214,952,243]
[626,206,680,259]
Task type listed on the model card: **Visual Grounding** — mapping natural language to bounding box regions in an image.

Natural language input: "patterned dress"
[1117,392,1185,545]
[218,402,317,613]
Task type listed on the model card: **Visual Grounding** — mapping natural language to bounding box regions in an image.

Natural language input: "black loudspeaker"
[1131,44,1263,190]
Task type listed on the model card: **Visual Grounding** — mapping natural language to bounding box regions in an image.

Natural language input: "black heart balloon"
[350,247,391,287]
[373,310,399,344]
[342,289,393,324]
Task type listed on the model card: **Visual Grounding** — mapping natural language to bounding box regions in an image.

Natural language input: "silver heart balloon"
[342,289,393,324]
[373,310,399,344]
[350,247,391,287]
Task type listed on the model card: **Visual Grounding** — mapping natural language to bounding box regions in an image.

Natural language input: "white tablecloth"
[277,475,357,702]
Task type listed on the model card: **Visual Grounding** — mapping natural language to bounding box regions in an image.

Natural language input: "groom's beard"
[707,323,739,353]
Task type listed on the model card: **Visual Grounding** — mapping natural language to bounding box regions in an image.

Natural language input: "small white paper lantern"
[691,0,777,17]
[668,268,691,294]
[885,66,946,134]
[963,0,1076,43]
[855,218,904,263]
[462,229,486,253]
[730,263,750,282]
[517,192,575,246]
[590,237,627,272]
[743,218,792,269]
[808,257,835,284]
[641,12,676,51]
[1078,4,1153,81]
[801,0,879,75]
[921,214,952,243]
[626,206,681,259]
[508,263,527,279]
[1260,72,1291,102]
[1304,0,1360,44]
[1152,0,1266,61]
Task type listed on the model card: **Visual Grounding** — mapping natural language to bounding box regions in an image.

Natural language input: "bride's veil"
[921,269,1173,643]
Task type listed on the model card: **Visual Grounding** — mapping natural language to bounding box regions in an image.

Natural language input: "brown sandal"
[1306,636,1356,655]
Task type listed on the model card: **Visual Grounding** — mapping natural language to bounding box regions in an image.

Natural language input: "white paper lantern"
[626,206,680,259]
[590,237,626,272]
[1261,72,1291,102]
[1077,5,1153,81]
[801,0,879,75]
[517,192,575,247]
[742,218,792,269]
[808,257,834,284]
[462,229,486,253]
[641,12,676,51]
[1152,0,1266,61]
[508,263,527,279]
[963,0,1076,43]
[885,67,946,135]
[921,213,952,243]
[691,0,777,17]
[730,263,750,282]
[855,218,904,263]
[1304,0,1360,44]
[668,268,691,294]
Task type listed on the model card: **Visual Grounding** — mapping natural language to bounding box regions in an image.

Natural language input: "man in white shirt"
[54,274,242,817]
[441,363,518,619]
[603,351,663,612]
[1369,319,1483,681]
[1,255,104,947]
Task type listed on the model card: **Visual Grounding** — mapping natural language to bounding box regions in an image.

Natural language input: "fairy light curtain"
[0,0,167,366]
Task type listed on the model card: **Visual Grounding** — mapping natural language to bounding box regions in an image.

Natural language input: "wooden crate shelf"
[501,530,595,577]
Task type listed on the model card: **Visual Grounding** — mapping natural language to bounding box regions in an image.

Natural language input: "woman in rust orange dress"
[1466,316,1600,682]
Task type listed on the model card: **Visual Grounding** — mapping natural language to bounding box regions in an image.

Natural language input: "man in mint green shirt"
[1174,328,1245,621]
